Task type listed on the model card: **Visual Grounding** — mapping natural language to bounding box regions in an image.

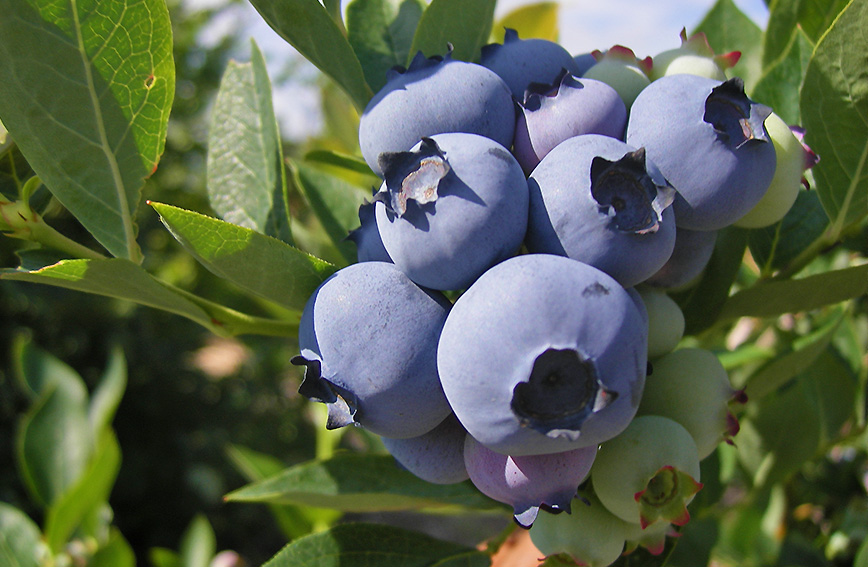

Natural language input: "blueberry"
[347,200,393,263]
[437,254,648,456]
[525,134,677,287]
[644,226,717,289]
[382,413,469,484]
[373,133,529,290]
[359,50,515,177]
[635,286,685,358]
[481,28,581,99]
[292,261,451,438]
[626,75,777,230]
[463,435,597,528]
[513,71,627,173]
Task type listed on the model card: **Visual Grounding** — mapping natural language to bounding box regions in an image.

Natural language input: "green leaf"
[670,227,749,335]
[751,28,813,125]
[800,0,868,234]
[11,333,87,402]
[149,548,181,567]
[247,0,374,112]
[291,160,369,265]
[262,523,491,567]
[1,259,222,335]
[150,202,336,312]
[763,0,849,67]
[44,430,122,553]
[347,0,426,93]
[693,0,763,91]
[0,0,175,261]
[491,2,559,43]
[718,264,868,321]
[89,529,136,567]
[0,503,44,567]
[225,453,498,512]
[737,348,857,488]
[226,444,339,540]
[88,345,127,437]
[743,310,844,400]
[409,0,497,62]
[16,381,93,508]
[207,40,291,244]
[179,515,216,567]
[747,190,829,275]
[304,149,379,181]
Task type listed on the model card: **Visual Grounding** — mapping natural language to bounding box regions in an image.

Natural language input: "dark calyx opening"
[521,68,581,110]
[590,148,675,234]
[376,137,451,218]
[703,77,772,149]
[511,348,616,440]
[291,354,358,430]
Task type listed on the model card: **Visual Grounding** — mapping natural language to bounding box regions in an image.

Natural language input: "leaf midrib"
[70,0,138,261]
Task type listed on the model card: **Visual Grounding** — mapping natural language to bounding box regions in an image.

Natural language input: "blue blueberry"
[374,133,529,290]
[526,134,677,287]
[437,254,648,456]
[292,261,451,438]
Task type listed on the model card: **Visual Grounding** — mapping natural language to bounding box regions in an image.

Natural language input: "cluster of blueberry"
[292,29,813,566]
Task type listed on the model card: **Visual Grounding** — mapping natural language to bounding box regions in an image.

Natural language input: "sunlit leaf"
[248,0,374,111]
[800,0,868,233]
[409,0,497,62]
[151,202,335,312]
[179,515,216,567]
[492,2,559,43]
[718,264,868,320]
[0,0,175,260]
[207,40,290,243]
[347,0,426,92]
[763,0,849,67]
[1,259,222,334]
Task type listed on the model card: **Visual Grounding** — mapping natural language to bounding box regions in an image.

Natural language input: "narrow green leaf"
[0,503,44,567]
[226,444,338,540]
[751,28,813,125]
[747,191,829,275]
[11,333,86,402]
[304,149,379,181]
[409,0,497,62]
[718,264,868,320]
[207,40,291,243]
[1,259,222,335]
[179,515,216,567]
[17,381,93,508]
[803,349,858,443]
[693,0,764,91]
[670,227,749,335]
[89,529,136,567]
[150,202,336,312]
[0,0,175,260]
[262,523,491,567]
[291,160,369,265]
[44,430,122,553]
[247,0,374,111]
[491,2,559,43]
[744,310,844,400]
[347,0,426,93]
[225,453,497,512]
[800,0,868,234]
[88,346,127,437]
